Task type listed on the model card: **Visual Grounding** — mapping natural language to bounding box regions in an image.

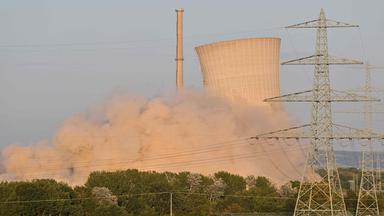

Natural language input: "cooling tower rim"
[195,37,281,50]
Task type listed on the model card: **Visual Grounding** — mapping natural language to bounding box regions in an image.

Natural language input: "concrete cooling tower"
[195,38,281,105]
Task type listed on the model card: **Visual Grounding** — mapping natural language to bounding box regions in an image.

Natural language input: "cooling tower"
[195,38,281,105]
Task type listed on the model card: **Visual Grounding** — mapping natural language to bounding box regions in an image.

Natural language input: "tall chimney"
[175,8,184,89]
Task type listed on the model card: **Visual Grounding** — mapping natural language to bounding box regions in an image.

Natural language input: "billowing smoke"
[0,90,305,185]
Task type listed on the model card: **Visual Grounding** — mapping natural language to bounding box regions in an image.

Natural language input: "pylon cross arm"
[286,18,358,29]
[250,123,384,140]
[281,54,363,65]
[263,89,379,102]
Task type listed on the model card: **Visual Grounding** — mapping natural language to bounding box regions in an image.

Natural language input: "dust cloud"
[1,90,305,185]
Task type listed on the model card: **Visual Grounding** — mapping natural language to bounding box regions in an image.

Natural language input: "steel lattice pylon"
[292,9,347,216]
[250,9,383,215]
[335,64,384,198]
[355,64,380,216]
[356,140,379,216]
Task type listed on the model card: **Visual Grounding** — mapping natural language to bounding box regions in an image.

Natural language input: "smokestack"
[175,8,184,89]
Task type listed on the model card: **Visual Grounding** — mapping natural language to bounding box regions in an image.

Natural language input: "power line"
[258,139,298,179]
[18,136,251,164]
[0,191,297,205]
[2,138,368,180]
[1,143,307,180]
[0,27,284,49]
[13,133,305,166]
[252,9,376,215]
[1,189,381,205]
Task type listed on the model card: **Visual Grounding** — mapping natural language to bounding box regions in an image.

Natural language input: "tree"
[214,171,246,195]
[93,204,131,216]
[186,173,203,192]
[243,176,284,213]
[92,187,118,206]
[0,179,81,216]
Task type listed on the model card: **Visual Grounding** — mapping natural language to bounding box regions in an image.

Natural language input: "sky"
[0,0,383,148]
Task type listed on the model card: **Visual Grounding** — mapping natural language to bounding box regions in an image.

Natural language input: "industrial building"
[195,38,281,105]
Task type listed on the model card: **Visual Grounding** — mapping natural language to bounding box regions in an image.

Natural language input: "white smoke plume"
[1,90,305,185]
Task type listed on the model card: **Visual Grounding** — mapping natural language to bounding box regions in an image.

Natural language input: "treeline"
[0,168,382,215]
[0,170,297,215]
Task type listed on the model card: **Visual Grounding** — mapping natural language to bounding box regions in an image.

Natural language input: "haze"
[0,0,383,147]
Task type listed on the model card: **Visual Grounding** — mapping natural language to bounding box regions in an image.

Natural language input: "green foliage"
[1,168,366,215]
[214,171,246,194]
[92,204,131,216]
[0,179,80,216]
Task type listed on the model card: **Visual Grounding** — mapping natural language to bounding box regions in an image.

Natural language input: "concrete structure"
[195,38,281,105]
[175,8,184,89]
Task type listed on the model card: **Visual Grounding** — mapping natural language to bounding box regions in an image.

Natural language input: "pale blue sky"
[0,0,383,147]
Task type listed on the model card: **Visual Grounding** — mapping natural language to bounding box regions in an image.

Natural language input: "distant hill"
[335,150,383,168]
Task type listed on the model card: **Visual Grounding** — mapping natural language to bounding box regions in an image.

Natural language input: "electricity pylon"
[334,63,384,215]
[355,63,380,216]
[250,9,382,215]
[335,64,384,196]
